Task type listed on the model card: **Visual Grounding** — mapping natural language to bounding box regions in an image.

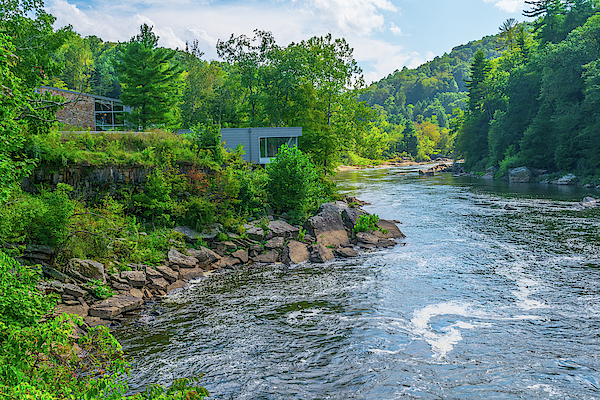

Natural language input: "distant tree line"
[455,0,600,177]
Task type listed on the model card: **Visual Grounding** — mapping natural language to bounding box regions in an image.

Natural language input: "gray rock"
[173,226,202,242]
[63,283,87,298]
[155,265,179,282]
[54,303,89,319]
[281,241,310,265]
[557,173,577,185]
[145,266,163,278]
[111,282,132,291]
[150,276,169,290]
[70,258,105,284]
[509,167,532,183]
[168,248,198,268]
[377,238,396,248]
[310,244,335,263]
[42,265,70,283]
[357,242,376,249]
[356,232,379,245]
[120,270,146,288]
[254,250,279,263]
[248,244,263,258]
[222,241,237,251]
[341,207,367,231]
[129,288,144,298]
[335,247,358,258]
[178,268,205,281]
[231,249,249,263]
[265,236,285,250]
[222,256,241,267]
[374,220,406,239]
[246,226,265,241]
[185,246,221,267]
[304,203,350,247]
[88,295,143,320]
[268,220,300,239]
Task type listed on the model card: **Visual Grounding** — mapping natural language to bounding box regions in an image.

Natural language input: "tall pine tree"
[115,24,184,130]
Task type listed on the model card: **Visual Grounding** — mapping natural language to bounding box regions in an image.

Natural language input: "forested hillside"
[455,0,600,180]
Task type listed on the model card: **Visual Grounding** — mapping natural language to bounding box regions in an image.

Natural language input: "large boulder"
[374,220,406,239]
[254,250,279,263]
[70,259,105,284]
[185,246,220,268]
[231,249,249,263]
[356,232,379,245]
[309,244,335,263]
[62,283,87,298]
[268,220,300,239]
[155,265,178,282]
[557,173,577,185]
[304,203,350,247]
[173,226,202,242]
[168,248,198,269]
[178,268,205,281]
[246,226,265,241]
[509,167,532,183]
[88,295,143,320]
[281,241,310,265]
[335,247,358,258]
[120,270,146,288]
[265,236,285,250]
[341,208,367,231]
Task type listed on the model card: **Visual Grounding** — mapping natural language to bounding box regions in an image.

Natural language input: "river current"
[115,166,600,399]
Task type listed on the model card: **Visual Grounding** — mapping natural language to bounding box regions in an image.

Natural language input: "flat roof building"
[220,127,302,164]
[40,86,130,131]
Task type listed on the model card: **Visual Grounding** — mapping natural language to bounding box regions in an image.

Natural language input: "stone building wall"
[41,87,95,130]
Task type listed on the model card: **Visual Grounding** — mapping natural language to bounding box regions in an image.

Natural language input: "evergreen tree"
[115,24,184,130]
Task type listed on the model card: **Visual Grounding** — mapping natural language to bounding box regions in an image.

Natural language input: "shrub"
[266,145,326,221]
[181,196,215,232]
[354,214,388,234]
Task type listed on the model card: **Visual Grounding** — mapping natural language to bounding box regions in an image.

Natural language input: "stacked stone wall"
[41,87,95,130]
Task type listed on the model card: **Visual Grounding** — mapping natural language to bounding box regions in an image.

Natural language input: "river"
[115,166,600,399]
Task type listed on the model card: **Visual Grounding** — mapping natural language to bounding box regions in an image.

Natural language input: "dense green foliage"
[115,24,184,130]
[454,0,600,178]
[266,145,327,221]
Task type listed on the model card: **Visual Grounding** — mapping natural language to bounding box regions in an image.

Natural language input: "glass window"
[260,137,297,159]
[114,103,124,112]
[114,113,125,125]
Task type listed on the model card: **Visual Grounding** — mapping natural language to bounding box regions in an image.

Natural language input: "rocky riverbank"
[33,197,406,331]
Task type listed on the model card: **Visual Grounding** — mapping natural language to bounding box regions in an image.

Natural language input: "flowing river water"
[115,166,600,399]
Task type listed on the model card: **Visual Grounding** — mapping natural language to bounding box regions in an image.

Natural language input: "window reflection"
[260,137,298,158]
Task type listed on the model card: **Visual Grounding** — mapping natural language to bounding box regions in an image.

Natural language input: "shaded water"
[115,167,600,399]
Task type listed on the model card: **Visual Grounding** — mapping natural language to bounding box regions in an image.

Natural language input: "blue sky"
[46,0,532,83]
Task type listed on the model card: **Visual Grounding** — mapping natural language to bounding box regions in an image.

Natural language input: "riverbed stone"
[248,244,263,258]
[509,166,532,183]
[185,246,221,268]
[70,258,105,284]
[178,268,204,281]
[231,249,249,263]
[304,203,350,247]
[335,247,358,258]
[268,220,300,239]
[54,303,89,319]
[168,248,198,269]
[309,244,335,263]
[42,265,70,283]
[374,220,406,239]
[167,280,187,294]
[88,295,143,320]
[129,288,144,298]
[557,173,578,185]
[281,241,310,265]
[246,226,265,241]
[356,232,379,245]
[173,226,202,242]
[254,250,279,263]
[265,236,285,250]
[155,265,178,282]
[377,238,396,248]
[120,270,146,288]
[149,276,170,290]
[145,266,163,278]
[62,283,87,298]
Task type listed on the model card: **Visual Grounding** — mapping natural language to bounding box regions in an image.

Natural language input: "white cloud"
[46,0,417,82]
[484,0,525,13]
[305,0,398,35]
[389,22,403,36]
